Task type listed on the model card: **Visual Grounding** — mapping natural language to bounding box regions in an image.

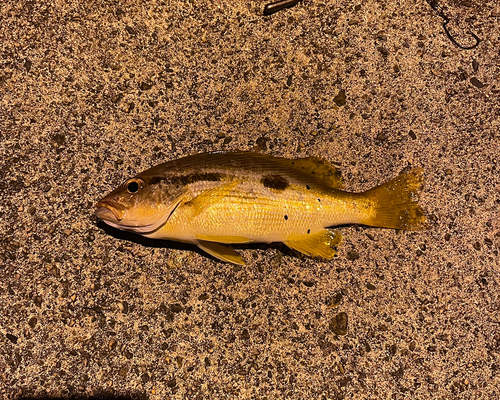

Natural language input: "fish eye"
[125,178,145,194]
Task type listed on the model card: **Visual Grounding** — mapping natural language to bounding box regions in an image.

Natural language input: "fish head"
[95,175,177,234]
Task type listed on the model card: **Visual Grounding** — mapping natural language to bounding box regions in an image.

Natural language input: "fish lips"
[94,200,126,222]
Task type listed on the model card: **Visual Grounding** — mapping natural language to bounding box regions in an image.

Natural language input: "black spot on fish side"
[306,185,310,190]
[307,229,310,234]
[261,174,289,190]
[284,215,288,220]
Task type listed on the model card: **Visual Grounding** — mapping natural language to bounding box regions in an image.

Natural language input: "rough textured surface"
[1,0,499,399]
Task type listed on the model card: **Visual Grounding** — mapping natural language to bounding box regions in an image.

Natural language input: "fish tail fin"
[362,168,428,230]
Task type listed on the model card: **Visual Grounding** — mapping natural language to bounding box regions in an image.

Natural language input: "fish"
[95,152,427,265]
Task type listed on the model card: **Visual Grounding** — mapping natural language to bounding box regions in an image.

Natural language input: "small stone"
[333,89,346,107]
[346,250,359,261]
[121,301,129,314]
[366,282,376,290]
[377,46,389,56]
[330,292,343,307]
[445,233,451,241]
[141,373,150,384]
[375,131,387,142]
[24,59,33,72]
[124,349,133,359]
[473,242,481,250]
[125,26,137,35]
[140,82,153,91]
[408,130,417,140]
[167,378,177,388]
[109,62,121,71]
[241,328,250,341]
[163,328,173,338]
[49,266,60,277]
[6,333,18,344]
[53,133,67,146]
[111,93,124,103]
[472,60,479,72]
[198,293,209,301]
[255,136,268,150]
[329,312,348,336]
[28,317,37,328]
[470,77,485,88]
[445,169,452,176]
[170,303,183,313]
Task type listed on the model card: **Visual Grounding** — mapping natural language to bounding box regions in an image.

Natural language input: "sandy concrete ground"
[1,0,499,399]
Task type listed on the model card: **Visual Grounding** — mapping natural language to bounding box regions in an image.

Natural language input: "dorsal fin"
[289,157,343,189]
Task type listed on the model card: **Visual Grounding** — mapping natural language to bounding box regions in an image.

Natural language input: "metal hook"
[425,0,480,50]
[442,18,480,50]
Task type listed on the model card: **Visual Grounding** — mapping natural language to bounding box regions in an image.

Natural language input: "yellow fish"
[95,152,427,264]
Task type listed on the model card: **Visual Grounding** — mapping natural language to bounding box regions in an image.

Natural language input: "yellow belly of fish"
[148,188,373,245]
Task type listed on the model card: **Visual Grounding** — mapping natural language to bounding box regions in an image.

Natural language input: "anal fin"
[197,240,246,265]
[284,229,341,259]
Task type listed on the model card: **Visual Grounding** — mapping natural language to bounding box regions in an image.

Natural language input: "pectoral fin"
[184,180,240,217]
[197,240,246,265]
[284,229,342,259]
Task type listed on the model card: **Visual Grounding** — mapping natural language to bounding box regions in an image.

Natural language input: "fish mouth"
[94,201,126,222]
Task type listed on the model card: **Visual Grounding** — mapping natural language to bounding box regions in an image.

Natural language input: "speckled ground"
[1,0,499,399]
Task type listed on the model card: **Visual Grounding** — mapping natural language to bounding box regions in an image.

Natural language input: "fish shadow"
[96,220,299,262]
[97,220,198,251]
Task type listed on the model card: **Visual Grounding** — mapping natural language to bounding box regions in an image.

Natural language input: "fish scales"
[160,182,358,243]
[95,152,427,264]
